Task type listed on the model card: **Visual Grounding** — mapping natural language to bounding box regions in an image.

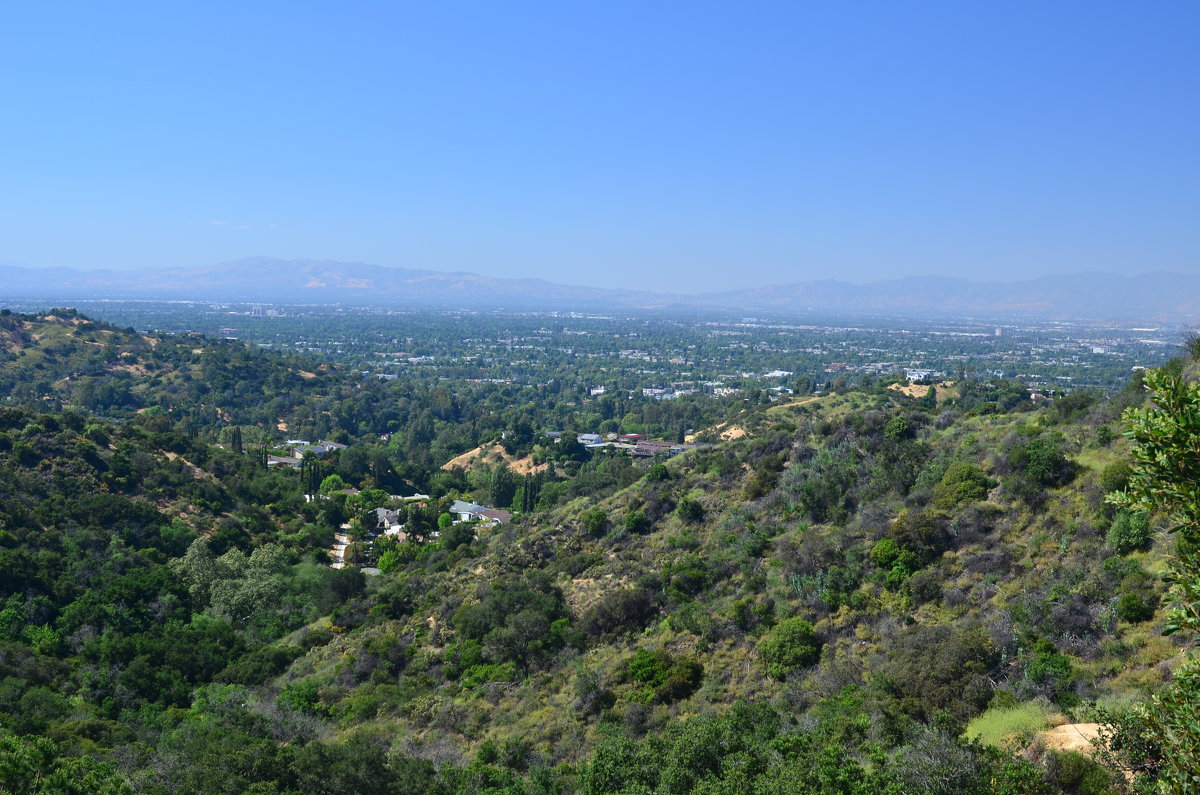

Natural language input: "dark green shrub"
[1043,749,1118,794]
[870,538,903,569]
[626,648,703,703]
[1100,555,1141,581]
[932,461,990,510]
[1026,639,1075,705]
[581,508,608,536]
[1099,461,1131,494]
[1009,436,1074,488]
[1116,592,1156,623]
[278,678,324,715]
[663,555,710,602]
[888,624,998,720]
[676,496,704,524]
[1116,572,1158,623]
[758,617,819,678]
[731,597,774,631]
[884,416,912,441]
[627,648,670,687]
[1106,510,1151,554]
[580,587,657,637]
[216,645,303,685]
[440,522,474,551]
[907,569,942,605]
[624,510,650,534]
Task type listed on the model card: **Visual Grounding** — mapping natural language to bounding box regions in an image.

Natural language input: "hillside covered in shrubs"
[0,317,1187,794]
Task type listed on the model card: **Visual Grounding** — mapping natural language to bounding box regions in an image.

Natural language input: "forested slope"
[0,317,1182,793]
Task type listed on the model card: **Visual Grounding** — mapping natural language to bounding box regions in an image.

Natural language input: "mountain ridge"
[1,258,1198,320]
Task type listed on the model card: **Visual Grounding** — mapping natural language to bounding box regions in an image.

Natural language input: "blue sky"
[1,1,1197,293]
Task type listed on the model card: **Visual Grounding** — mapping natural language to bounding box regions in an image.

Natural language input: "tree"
[0,729,132,794]
[488,466,516,509]
[1107,361,1200,792]
[441,522,474,551]
[319,473,347,492]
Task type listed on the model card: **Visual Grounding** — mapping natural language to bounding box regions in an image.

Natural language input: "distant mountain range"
[1,257,1198,321]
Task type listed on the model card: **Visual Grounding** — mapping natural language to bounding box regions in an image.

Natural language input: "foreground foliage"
[1107,360,1200,793]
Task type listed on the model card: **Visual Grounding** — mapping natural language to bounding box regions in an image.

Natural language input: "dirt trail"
[329,524,351,570]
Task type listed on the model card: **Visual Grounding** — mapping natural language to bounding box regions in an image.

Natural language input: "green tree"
[488,466,516,508]
[0,730,132,794]
[319,473,347,492]
[1107,361,1200,792]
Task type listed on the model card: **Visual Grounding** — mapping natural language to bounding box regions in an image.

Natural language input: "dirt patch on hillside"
[888,382,957,403]
[113,363,150,376]
[889,383,934,398]
[442,443,549,475]
[297,370,317,379]
[442,444,494,471]
[1038,723,1100,754]
[509,455,549,475]
[685,422,747,443]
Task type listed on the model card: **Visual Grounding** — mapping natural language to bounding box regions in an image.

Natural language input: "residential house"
[476,509,512,526]
[373,507,402,529]
[449,500,512,527]
[633,440,675,459]
[450,500,489,522]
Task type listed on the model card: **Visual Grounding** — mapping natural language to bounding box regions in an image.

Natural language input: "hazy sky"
[1,1,1197,293]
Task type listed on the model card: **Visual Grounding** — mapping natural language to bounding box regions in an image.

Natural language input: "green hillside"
[0,317,1186,793]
